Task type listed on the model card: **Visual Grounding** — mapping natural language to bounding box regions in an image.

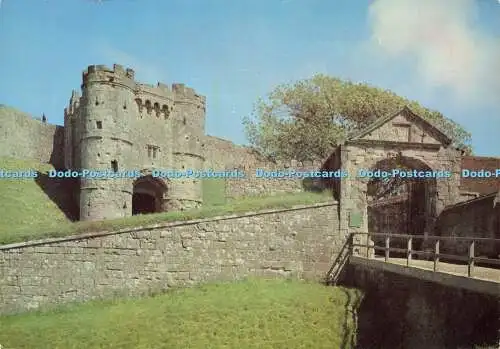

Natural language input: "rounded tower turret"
[78,64,137,221]
[169,83,206,210]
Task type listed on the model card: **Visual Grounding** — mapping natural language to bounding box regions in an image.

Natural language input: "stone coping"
[0,201,337,250]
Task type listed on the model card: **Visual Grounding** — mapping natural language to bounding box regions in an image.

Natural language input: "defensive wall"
[1,103,499,251]
[224,159,325,198]
[0,105,312,201]
[203,136,326,197]
[0,202,339,315]
[0,105,64,169]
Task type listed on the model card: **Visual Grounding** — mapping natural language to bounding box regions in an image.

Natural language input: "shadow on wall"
[302,177,339,200]
[302,177,324,193]
[300,149,342,201]
[33,125,78,220]
[49,126,65,170]
[35,173,79,221]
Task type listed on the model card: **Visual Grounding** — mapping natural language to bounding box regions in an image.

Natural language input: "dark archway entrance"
[132,193,156,214]
[132,175,167,215]
[367,155,436,256]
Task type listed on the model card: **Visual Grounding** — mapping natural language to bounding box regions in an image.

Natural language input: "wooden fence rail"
[351,233,500,277]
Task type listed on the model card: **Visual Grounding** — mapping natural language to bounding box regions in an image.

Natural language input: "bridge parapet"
[352,232,500,277]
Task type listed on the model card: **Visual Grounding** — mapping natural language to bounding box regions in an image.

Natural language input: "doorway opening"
[132,175,167,215]
[367,155,436,257]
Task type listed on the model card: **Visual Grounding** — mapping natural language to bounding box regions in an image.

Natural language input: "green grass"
[0,157,334,245]
[202,178,227,205]
[0,157,72,232]
[0,278,361,349]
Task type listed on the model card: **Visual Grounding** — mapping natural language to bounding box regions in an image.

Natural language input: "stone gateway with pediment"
[325,107,463,254]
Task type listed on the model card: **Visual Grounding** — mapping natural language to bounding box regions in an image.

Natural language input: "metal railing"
[351,232,500,277]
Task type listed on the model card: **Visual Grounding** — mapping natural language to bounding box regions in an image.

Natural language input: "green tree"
[243,74,472,161]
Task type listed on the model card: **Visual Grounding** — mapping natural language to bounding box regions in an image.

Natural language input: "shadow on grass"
[325,234,352,286]
[35,172,79,221]
[324,234,363,349]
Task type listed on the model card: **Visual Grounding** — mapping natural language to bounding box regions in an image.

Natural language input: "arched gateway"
[328,107,463,255]
[132,175,168,215]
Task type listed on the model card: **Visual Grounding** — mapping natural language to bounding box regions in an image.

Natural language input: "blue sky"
[0,0,499,156]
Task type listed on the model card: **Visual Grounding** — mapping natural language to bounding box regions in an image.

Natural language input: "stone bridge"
[324,107,499,348]
[328,232,500,295]
[326,232,500,349]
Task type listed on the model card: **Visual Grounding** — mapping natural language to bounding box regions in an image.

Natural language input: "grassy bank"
[0,157,72,237]
[0,157,334,244]
[0,278,361,349]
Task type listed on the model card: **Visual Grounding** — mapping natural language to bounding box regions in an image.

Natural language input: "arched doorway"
[335,107,463,259]
[132,175,167,215]
[367,155,437,256]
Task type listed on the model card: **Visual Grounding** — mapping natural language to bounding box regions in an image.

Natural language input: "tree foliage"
[243,74,472,161]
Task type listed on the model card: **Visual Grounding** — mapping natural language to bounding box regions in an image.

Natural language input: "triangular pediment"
[348,107,452,146]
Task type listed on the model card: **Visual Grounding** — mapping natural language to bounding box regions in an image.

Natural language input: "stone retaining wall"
[343,263,500,348]
[436,192,500,258]
[0,202,340,314]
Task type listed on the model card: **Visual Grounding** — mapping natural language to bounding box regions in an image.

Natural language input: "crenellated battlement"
[172,83,196,98]
[83,64,135,79]
[136,83,174,100]
[80,63,205,108]
[134,81,205,118]
[82,64,136,90]
[136,82,205,105]
[172,83,206,107]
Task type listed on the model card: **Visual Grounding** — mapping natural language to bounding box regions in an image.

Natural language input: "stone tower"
[64,64,206,222]
[79,64,136,220]
[169,83,206,211]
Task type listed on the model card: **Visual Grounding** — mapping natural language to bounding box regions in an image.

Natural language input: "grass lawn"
[0,157,334,244]
[0,278,361,349]
[0,157,72,236]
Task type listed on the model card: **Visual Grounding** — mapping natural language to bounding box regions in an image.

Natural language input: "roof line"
[347,106,452,145]
[442,190,499,211]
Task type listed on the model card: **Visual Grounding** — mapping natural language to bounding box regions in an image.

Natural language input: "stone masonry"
[64,64,206,221]
[0,64,321,223]
[0,105,65,169]
[334,107,463,253]
[344,262,499,349]
[1,70,498,264]
[436,192,500,258]
[0,203,340,315]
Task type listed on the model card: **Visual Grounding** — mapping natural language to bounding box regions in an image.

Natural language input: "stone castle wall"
[225,159,325,197]
[202,135,328,198]
[0,61,327,213]
[0,202,340,315]
[202,135,256,170]
[0,105,65,169]
[0,102,322,205]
